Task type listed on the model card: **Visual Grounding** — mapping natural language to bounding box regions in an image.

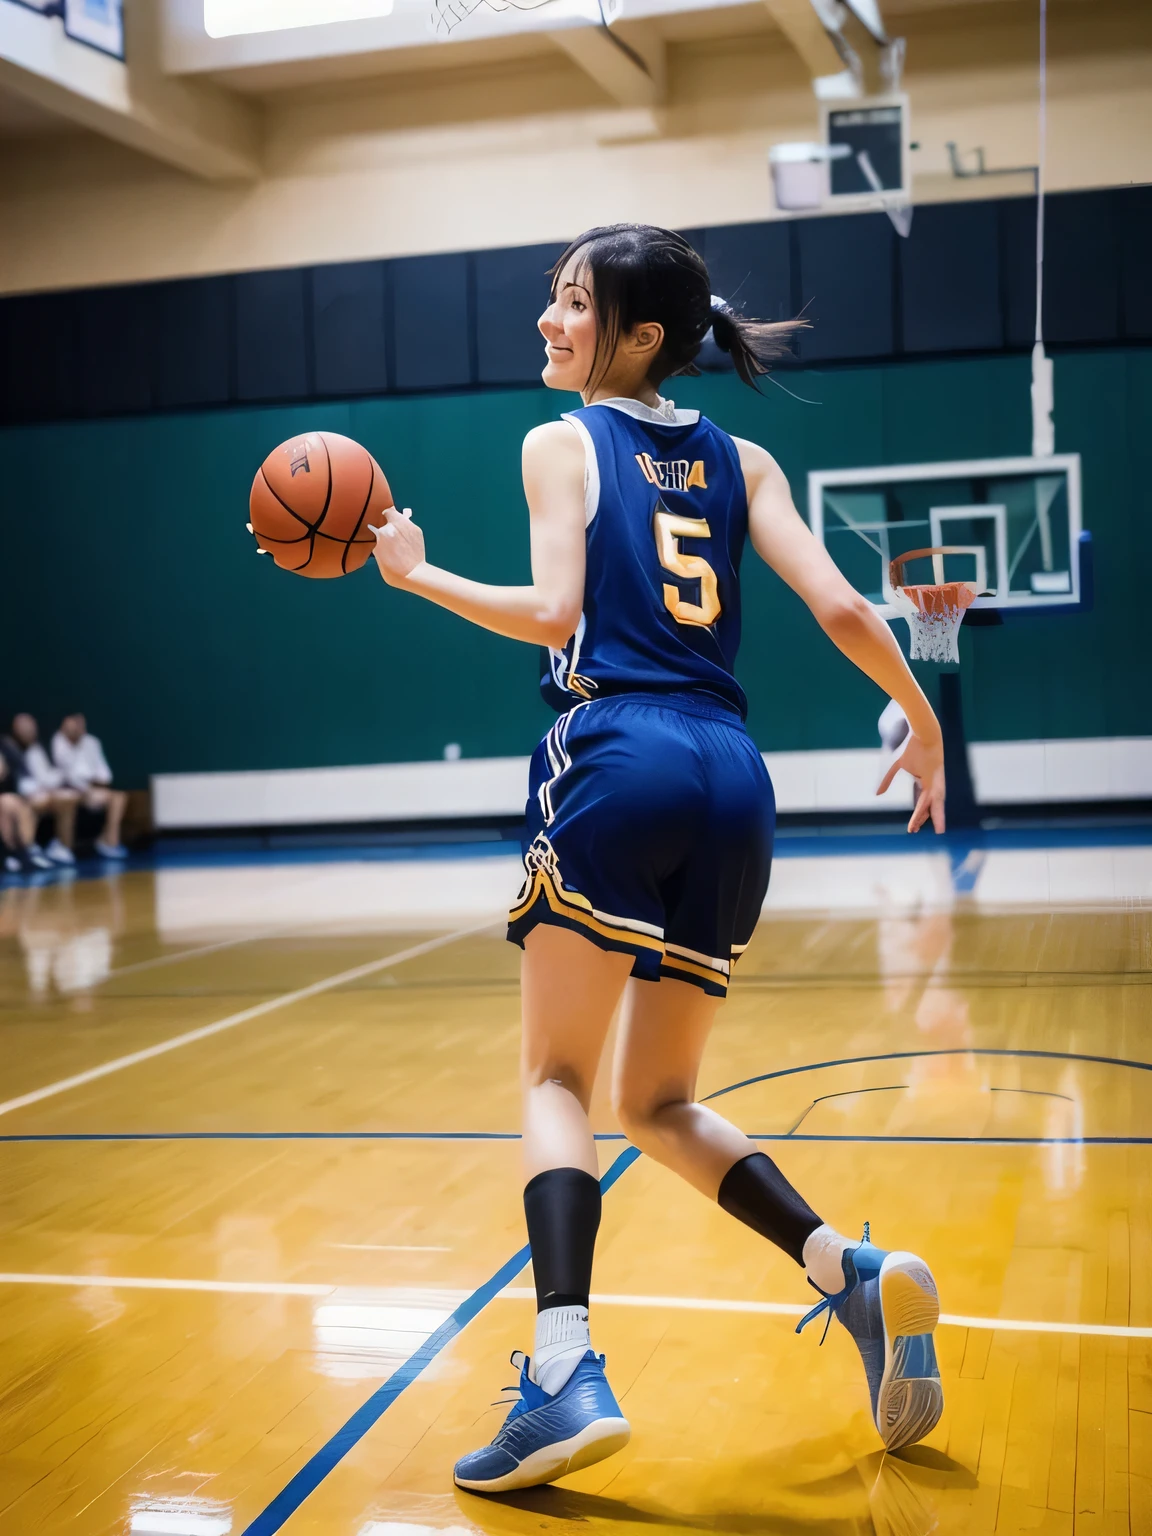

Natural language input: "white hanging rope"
[1034,0,1047,348]
[1030,0,1054,457]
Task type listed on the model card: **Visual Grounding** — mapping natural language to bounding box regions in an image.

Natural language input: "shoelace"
[489,1349,531,1410]
[795,1222,871,1343]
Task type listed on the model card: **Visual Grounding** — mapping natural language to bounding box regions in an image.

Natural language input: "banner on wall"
[63,0,124,58]
[2,0,125,60]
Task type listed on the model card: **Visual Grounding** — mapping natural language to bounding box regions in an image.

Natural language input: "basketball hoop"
[888,547,981,664]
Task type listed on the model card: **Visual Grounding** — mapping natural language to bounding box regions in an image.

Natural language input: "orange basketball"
[249,430,392,578]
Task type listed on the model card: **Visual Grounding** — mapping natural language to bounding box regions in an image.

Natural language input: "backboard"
[820,96,909,207]
[808,454,1086,618]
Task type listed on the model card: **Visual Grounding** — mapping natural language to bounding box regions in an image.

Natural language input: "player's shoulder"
[522,418,584,459]
[729,434,785,490]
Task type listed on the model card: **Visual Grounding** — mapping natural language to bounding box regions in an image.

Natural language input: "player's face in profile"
[538,255,598,392]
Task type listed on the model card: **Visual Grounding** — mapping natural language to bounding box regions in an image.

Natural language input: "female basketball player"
[370,225,946,1491]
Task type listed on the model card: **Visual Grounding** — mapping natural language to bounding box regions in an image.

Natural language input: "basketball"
[248,430,392,578]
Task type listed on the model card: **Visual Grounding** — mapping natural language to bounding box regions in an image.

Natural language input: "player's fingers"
[400,507,413,520]
[908,786,929,833]
[246,522,253,534]
[930,792,947,834]
[876,759,901,795]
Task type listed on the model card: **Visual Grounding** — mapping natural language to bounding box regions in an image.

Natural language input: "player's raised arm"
[368,419,586,649]
[736,436,946,834]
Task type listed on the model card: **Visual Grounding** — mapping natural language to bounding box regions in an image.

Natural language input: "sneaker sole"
[876,1252,943,1451]
[454,1415,631,1492]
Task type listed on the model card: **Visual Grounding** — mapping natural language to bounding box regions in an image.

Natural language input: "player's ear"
[627,321,664,361]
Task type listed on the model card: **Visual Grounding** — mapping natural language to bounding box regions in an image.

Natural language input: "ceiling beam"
[0,0,260,180]
[551,20,666,109]
[762,0,845,78]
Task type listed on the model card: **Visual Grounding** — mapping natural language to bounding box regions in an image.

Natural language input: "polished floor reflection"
[0,840,1149,1535]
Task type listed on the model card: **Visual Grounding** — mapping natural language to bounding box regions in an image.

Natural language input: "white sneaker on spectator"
[28,847,54,870]
[46,839,76,866]
[5,854,21,875]
[95,841,128,860]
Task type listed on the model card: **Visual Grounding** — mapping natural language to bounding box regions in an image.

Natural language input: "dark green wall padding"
[3,350,1148,790]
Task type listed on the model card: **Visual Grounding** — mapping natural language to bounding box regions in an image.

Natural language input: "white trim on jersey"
[560,411,600,526]
[597,395,701,427]
[537,704,587,825]
[548,612,587,697]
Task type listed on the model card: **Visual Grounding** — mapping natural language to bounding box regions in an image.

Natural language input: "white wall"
[151,737,1152,828]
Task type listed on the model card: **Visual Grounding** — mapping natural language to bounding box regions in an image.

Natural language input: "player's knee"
[522,1061,593,1105]
[611,1081,680,1144]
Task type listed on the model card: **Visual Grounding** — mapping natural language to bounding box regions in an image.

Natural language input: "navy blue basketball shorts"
[507,693,775,998]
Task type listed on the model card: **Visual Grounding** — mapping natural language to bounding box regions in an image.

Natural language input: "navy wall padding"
[391,252,473,391]
[475,242,564,385]
[234,267,311,402]
[795,212,896,361]
[76,284,154,418]
[2,187,1150,427]
[1042,189,1120,345]
[312,261,388,397]
[1,291,76,422]
[152,276,233,411]
[1121,185,1152,340]
[901,200,1003,353]
[702,221,794,324]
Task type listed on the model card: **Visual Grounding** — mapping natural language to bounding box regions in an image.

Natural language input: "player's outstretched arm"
[369,421,586,649]
[736,437,946,834]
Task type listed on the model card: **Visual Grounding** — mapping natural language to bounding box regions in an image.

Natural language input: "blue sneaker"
[797,1223,942,1451]
[454,1349,630,1492]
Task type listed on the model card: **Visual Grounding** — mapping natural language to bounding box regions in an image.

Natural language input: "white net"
[432,0,561,34]
[889,584,976,665]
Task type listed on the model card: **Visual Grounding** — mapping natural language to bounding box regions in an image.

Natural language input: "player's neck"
[582,379,662,410]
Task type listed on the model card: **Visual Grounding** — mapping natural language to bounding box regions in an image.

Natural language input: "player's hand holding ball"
[370,506,426,587]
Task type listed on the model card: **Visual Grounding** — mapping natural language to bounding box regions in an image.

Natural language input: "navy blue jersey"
[542,399,749,719]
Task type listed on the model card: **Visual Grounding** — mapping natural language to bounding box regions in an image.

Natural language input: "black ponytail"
[708,296,804,389]
[549,223,806,393]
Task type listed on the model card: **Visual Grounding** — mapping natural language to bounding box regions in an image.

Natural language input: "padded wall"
[2,350,1149,787]
[3,187,1150,425]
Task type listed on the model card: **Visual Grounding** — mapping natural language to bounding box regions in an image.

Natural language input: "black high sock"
[717,1152,823,1267]
[523,1167,601,1311]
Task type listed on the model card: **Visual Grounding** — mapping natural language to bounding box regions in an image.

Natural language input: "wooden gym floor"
[0,842,1149,1535]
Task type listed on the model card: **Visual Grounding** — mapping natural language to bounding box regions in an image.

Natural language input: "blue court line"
[234,1039,1152,1531]
[701,1045,1152,1104]
[240,1144,639,1536]
[9,1048,1151,1151]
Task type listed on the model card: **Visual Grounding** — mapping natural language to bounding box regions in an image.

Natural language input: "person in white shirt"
[8,714,81,866]
[51,714,128,860]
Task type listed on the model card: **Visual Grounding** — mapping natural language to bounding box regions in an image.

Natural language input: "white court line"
[98,928,289,985]
[498,1288,1152,1338]
[330,1244,452,1253]
[1,1273,1148,1339]
[0,1273,334,1297]
[0,920,498,1122]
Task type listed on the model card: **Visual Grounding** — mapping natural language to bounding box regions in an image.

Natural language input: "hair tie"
[710,294,730,314]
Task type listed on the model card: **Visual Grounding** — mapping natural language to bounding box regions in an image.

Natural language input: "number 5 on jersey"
[654,510,721,628]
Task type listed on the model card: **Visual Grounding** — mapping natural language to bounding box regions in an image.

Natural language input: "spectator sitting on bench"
[51,713,129,861]
[7,714,81,866]
[0,748,52,874]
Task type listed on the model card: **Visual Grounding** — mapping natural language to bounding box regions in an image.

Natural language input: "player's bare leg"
[612,974,942,1451]
[454,925,633,1492]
